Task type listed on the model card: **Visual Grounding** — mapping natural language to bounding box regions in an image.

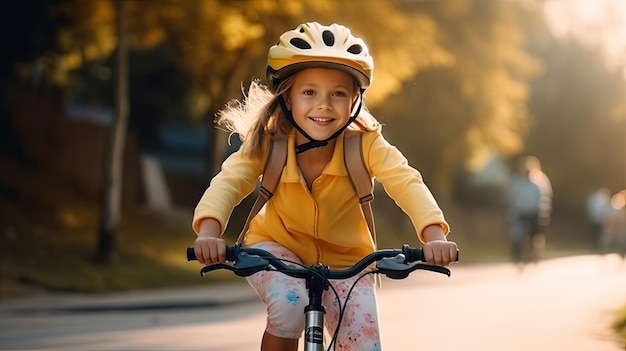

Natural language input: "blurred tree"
[96,0,129,264]
[373,0,541,198]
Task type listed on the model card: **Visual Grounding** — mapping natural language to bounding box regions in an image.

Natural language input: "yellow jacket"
[193,130,449,268]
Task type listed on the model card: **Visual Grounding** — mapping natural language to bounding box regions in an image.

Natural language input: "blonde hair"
[216,76,382,159]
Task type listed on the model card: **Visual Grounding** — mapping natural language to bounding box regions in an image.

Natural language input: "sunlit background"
[545,0,626,77]
[0,0,625,309]
[0,0,625,349]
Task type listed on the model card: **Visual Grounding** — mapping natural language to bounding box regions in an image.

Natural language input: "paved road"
[1,253,625,350]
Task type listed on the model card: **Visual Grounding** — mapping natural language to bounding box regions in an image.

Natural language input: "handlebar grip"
[403,246,425,262]
[187,245,241,262]
[187,247,197,261]
[402,245,460,263]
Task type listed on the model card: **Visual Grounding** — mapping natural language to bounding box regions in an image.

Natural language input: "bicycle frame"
[187,244,456,351]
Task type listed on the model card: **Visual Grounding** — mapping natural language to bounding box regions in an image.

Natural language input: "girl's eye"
[303,90,315,96]
[333,91,348,97]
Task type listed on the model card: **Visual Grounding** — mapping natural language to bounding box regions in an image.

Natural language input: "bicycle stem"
[304,271,328,351]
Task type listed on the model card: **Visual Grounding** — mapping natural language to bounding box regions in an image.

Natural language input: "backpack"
[235,129,376,246]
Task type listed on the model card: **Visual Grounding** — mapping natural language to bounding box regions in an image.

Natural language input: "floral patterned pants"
[246,241,382,351]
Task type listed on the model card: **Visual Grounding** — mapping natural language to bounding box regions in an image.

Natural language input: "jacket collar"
[282,131,348,183]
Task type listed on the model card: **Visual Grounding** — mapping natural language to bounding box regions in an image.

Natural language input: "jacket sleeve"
[363,132,449,242]
[192,144,264,235]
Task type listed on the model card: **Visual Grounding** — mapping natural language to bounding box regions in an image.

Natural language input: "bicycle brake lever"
[200,263,234,276]
[410,262,451,277]
[199,252,271,277]
[376,255,451,279]
[376,256,411,279]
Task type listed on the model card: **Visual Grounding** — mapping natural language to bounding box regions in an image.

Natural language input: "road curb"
[0,281,259,316]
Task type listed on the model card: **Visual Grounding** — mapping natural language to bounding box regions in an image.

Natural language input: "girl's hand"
[423,240,458,266]
[421,223,458,266]
[193,236,227,265]
[193,218,226,265]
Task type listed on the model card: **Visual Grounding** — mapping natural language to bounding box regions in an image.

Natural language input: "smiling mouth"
[309,117,335,123]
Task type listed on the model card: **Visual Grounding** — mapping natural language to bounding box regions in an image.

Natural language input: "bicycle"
[510,213,545,270]
[187,244,457,351]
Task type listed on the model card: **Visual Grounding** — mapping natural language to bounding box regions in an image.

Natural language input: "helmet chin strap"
[278,89,364,154]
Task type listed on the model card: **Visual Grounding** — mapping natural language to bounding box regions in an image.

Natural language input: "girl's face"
[285,68,358,143]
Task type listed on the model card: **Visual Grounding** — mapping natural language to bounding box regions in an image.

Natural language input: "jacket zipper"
[303,176,322,264]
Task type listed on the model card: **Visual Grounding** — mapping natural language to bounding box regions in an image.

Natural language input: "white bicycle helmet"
[266,22,374,90]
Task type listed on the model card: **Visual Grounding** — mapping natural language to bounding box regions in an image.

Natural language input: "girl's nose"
[317,96,332,110]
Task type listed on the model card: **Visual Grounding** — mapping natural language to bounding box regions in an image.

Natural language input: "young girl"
[191,22,457,351]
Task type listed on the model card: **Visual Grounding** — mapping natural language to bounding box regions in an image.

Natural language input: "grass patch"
[613,304,626,342]
[0,183,237,298]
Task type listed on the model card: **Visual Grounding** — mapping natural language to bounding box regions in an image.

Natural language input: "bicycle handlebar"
[187,244,457,280]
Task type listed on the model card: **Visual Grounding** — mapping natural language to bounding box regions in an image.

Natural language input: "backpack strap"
[235,137,288,244]
[343,130,376,246]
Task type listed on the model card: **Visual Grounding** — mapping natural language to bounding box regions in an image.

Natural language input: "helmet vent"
[290,38,312,49]
[347,44,362,55]
[322,30,335,46]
